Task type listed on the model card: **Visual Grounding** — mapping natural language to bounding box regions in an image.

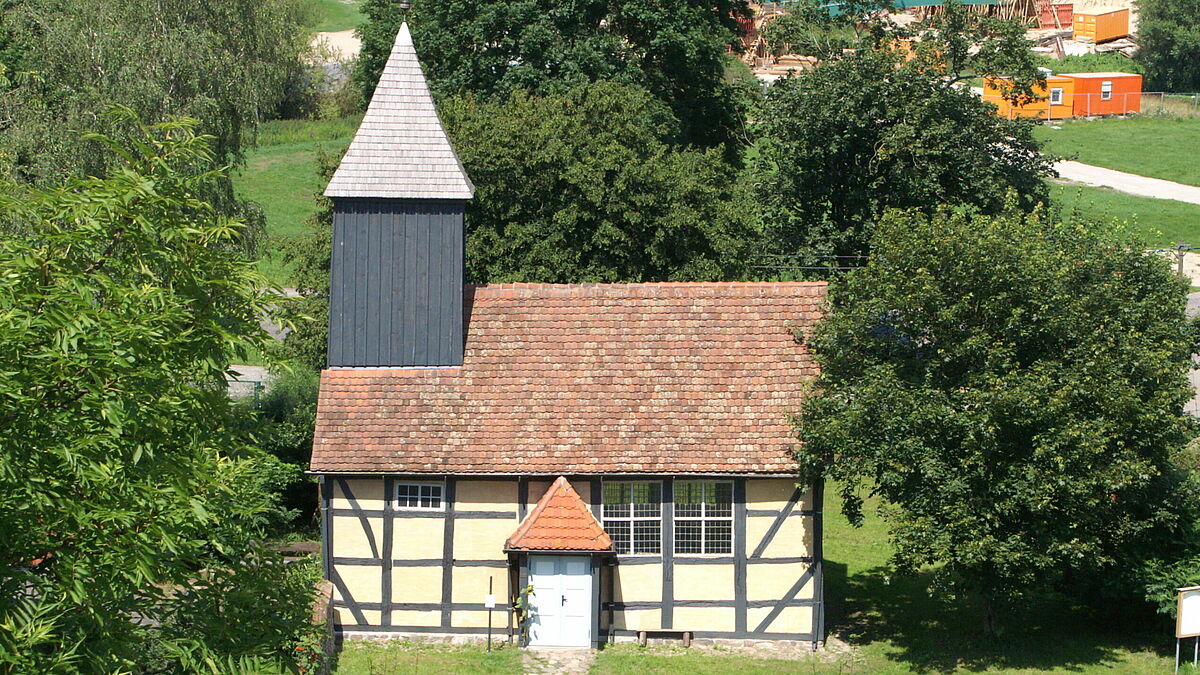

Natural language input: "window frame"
[672,480,735,556]
[1101,81,1113,101]
[1049,87,1064,105]
[393,481,446,511]
[601,480,663,556]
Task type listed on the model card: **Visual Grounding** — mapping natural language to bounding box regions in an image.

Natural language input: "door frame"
[515,552,602,647]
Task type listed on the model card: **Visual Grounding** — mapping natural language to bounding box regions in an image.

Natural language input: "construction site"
[741,0,1140,81]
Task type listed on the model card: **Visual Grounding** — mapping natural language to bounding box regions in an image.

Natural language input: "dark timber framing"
[661,477,674,630]
[440,478,457,628]
[321,474,825,645]
[734,478,748,633]
[812,478,826,648]
[381,477,395,626]
[320,476,332,580]
[750,486,804,559]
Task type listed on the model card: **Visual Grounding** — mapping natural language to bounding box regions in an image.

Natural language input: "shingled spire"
[324,23,473,200]
[324,22,473,368]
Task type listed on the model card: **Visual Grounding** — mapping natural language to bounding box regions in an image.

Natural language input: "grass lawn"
[332,641,522,674]
[594,485,1187,674]
[1036,116,1200,187]
[1050,181,1200,246]
[306,0,363,32]
[234,115,358,284]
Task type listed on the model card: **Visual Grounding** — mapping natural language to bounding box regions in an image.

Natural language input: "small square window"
[396,482,444,510]
[1101,81,1113,101]
[1049,87,1063,105]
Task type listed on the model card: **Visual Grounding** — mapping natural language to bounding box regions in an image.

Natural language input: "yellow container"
[983,76,1077,121]
[1073,8,1130,44]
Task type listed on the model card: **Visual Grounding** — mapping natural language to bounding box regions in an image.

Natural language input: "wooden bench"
[636,628,693,647]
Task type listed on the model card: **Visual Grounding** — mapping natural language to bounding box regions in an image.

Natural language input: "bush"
[1037,52,1144,75]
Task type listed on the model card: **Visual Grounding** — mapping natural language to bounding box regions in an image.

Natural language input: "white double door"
[527,555,592,647]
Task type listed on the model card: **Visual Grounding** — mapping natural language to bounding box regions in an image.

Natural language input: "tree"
[277,148,340,372]
[442,82,756,284]
[795,206,1197,635]
[355,0,751,149]
[0,111,318,671]
[1137,0,1200,92]
[0,0,311,227]
[753,47,1052,261]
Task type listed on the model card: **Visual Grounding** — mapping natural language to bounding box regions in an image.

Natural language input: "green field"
[1037,116,1200,187]
[234,116,358,284]
[306,0,363,32]
[1050,182,1200,246]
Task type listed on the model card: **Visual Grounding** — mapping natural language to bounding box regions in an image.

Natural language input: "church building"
[309,22,827,649]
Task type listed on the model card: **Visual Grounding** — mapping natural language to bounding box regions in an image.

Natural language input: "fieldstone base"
[339,630,510,646]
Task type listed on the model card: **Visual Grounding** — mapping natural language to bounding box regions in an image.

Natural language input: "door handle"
[561,595,566,605]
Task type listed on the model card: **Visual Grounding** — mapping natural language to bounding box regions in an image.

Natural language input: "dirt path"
[311,29,361,62]
[522,647,595,674]
[1054,160,1200,206]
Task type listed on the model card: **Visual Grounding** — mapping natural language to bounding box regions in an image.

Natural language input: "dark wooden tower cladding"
[324,23,474,367]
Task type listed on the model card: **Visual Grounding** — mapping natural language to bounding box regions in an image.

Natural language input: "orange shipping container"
[983,76,1076,121]
[1072,8,1129,43]
[1060,72,1142,116]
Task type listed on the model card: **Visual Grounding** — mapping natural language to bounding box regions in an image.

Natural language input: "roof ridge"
[467,281,827,300]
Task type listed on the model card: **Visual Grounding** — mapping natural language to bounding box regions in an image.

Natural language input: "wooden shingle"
[324,23,474,200]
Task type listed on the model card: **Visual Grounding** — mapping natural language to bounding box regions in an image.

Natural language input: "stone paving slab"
[523,647,595,674]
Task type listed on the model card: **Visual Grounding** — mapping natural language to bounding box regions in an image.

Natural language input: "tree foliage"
[441,82,756,284]
[355,0,751,148]
[1137,0,1200,91]
[0,0,311,201]
[276,148,340,371]
[752,40,1052,260]
[796,207,1198,633]
[0,111,318,672]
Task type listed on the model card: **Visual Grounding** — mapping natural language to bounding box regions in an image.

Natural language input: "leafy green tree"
[1137,0,1200,91]
[752,45,1052,260]
[244,369,322,527]
[796,206,1197,635]
[0,111,317,671]
[355,0,751,149]
[0,0,311,220]
[441,82,756,284]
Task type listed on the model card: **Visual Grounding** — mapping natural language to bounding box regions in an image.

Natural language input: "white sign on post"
[485,594,496,609]
[1178,587,1200,638]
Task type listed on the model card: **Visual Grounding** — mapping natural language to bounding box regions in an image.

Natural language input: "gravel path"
[523,647,595,674]
[1053,160,1200,206]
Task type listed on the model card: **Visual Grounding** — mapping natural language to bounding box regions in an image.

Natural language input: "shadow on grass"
[826,558,1174,673]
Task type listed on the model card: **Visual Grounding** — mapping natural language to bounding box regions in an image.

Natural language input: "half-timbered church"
[310,22,828,649]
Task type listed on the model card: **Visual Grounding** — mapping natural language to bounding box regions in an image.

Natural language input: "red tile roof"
[310,282,826,474]
[505,477,613,552]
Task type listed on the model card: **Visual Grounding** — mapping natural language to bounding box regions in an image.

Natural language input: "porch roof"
[505,476,612,553]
